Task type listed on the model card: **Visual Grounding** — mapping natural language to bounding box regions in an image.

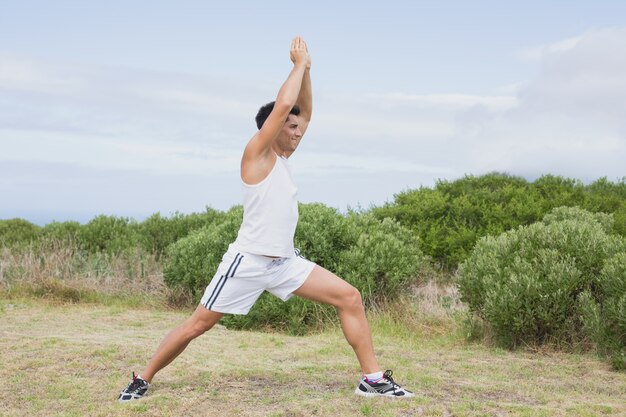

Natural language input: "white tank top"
[233,155,298,257]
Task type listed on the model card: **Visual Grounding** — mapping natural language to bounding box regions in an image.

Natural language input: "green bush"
[221,292,334,335]
[583,177,626,235]
[222,204,349,333]
[226,210,425,334]
[294,203,351,271]
[139,209,221,258]
[613,206,626,236]
[374,173,542,267]
[542,206,613,233]
[41,221,81,244]
[163,206,243,299]
[580,252,626,369]
[139,213,180,257]
[337,214,424,304]
[533,175,585,212]
[375,173,626,269]
[458,206,625,349]
[0,219,41,247]
[79,215,142,254]
[163,204,425,333]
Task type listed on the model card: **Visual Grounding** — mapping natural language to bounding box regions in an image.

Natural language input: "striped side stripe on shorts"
[204,253,244,310]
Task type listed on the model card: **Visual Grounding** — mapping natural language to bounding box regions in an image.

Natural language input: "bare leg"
[140,305,224,382]
[293,265,380,374]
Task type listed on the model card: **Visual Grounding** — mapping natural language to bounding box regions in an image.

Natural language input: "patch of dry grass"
[366,279,466,344]
[1,299,624,417]
[0,243,192,309]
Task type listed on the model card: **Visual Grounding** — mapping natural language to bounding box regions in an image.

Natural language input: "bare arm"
[296,68,312,137]
[244,37,309,160]
[295,39,312,136]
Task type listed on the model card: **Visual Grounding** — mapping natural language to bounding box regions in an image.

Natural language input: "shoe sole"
[118,395,146,403]
[354,388,415,398]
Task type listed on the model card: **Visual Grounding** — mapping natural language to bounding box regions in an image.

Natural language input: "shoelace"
[382,370,401,391]
[126,372,145,392]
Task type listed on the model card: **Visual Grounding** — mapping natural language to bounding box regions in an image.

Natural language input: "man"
[119,36,414,401]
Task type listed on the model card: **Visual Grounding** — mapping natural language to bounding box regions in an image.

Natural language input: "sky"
[1,0,626,225]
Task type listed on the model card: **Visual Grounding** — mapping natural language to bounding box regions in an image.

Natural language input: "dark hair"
[255,101,300,130]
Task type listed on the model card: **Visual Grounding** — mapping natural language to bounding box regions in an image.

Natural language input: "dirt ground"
[1,300,625,417]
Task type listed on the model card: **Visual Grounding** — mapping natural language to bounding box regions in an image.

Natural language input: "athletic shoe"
[355,370,415,398]
[118,372,150,402]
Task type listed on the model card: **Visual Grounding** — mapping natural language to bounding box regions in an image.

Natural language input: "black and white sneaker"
[118,372,150,402]
[355,370,415,398]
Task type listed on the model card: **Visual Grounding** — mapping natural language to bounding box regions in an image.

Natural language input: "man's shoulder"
[241,147,277,185]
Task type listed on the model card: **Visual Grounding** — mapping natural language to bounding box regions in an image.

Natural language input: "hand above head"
[290,36,311,69]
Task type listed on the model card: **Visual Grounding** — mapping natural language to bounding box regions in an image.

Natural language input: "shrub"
[580,252,626,369]
[139,209,221,258]
[293,203,351,271]
[374,187,451,267]
[79,215,142,254]
[221,203,350,333]
[337,214,424,305]
[542,206,613,233]
[163,206,243,299]
[374,173,542,267]
[533,175,585,211]
[0,219,41,247]
[163,204,425,333]
[375,173,626,269]
[613,206,626,236]
[582,177,626,236]
[458,206,625,349]
[583,177,626,213]
[221,292,334,335]
[41,221,81,244]
[225,210,425,334]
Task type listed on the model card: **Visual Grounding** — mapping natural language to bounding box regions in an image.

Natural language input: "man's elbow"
[274,99,294,113]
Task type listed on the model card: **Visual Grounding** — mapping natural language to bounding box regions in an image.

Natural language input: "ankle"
[363,370,383,382]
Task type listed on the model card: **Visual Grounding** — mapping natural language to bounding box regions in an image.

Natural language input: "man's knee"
[187,319,213,338]
[339,285,364,311]
[185,310,221,338]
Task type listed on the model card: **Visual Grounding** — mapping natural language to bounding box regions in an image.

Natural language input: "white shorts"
[199,244,317,315]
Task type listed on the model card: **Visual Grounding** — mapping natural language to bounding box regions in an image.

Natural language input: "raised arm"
[295,42,312,137]
[243,37,309,161]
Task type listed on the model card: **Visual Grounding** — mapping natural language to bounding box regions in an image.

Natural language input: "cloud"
[514,35,583,61]
[0,55,504,182]
[371,93,518,111]
[0,55,266,182]
[307,92,517,149]
[456,27,626,181]
[3,27,626,223]
[1,128,242,176]
[0,159,240,223]
[292,151,455,176]
[0,55,263,141]
[0,55,82,94]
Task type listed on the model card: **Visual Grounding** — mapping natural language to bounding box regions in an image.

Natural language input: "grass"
[0,244,191,309]
[1,245,625,415]
[1,297,625,417]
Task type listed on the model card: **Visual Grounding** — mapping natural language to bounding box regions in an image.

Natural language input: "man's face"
[275,114,302,155]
